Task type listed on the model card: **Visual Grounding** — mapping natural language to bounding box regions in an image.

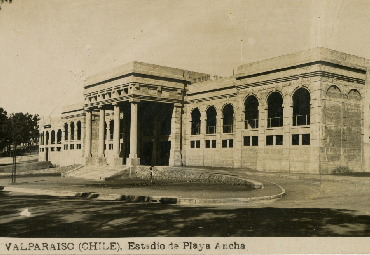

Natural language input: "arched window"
[57,129,62,144]
[70,122,75,140]
[51,130,55,144]
[206,106,217,134]
[267,92,283,127]
[245,96,259,129]
[348,89,361,101]
[222,104,234,133]
[77,121,81,140]
[191,108,201,135]
[293,88,310,126]
[327,85,342,99]
[109,120,114,140]
[46,131,49,145]
[64,123,68,141]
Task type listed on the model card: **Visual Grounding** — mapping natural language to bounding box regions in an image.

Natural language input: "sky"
[0,0,370,118]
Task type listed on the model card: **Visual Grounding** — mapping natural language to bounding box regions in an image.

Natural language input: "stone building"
[39,47,370,174]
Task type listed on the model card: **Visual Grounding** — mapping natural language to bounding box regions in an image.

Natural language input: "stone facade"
[39,48,370,174]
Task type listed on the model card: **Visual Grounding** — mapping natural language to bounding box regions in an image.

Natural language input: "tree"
[0,0,12,10]
[0,108,9,153]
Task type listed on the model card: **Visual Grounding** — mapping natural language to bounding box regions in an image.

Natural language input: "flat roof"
[84,61,210,88]
[236,47,370,79]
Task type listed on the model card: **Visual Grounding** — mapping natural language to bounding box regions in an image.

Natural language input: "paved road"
[1,173,370,237]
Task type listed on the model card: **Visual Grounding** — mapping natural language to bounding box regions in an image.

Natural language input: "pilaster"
[169,104,183,166]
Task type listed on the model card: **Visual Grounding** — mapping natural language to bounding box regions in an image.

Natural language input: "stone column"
[69,122,72,141]
[233,103,243,168]
[283,99,292,172]
[169,104,182,166]
[216,107,222,148]
[199,107,206,166]
[127,100,140,167]
[74,123,78,142]
[256,104,266,171]
[98,107,105,157]
[85,110,92,158]
[112,103,122,165]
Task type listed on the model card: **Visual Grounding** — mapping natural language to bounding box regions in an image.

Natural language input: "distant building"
[39,48,370,174]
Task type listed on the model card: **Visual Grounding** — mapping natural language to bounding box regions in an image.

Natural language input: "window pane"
[229,139,233,148]
[212,140,217,148]
[252,136,258,146]
[276,135,283,145]
[266,135,273,146]
[191,141,195,148]
[196,140,200,148]
[244,136,250,146]
[205,140,210,148]
[302,134,310,145]
[292,134,299,145]
[222,140,227,148]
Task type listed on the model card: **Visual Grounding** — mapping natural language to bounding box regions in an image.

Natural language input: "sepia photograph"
[1,0,370,253]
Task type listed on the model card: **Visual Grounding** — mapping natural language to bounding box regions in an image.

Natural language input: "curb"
[0,172,61,179]
[177,180,285,205]
[236,171,370,185]
[0,179,285,205]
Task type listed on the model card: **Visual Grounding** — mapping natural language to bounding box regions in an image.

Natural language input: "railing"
[245,119,259,129]
[293,114,310,126]
[191,126,200,135]
[223,125,233,133]
[207,126,216,134]
[267,117,283,128]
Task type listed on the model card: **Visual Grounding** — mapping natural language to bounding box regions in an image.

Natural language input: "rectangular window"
[196,140,200,148]
[191,141,195,148]
[51,147,55,151]
[109,144,113,150]
[292,134,299,145]
[57,147,61,151]
[222,139,228,148]
[252,136,258,146]
[76,144,81,149]
[244,136,251,146]
[70,144,74,150]
[212,140,216,148]
[266,135,273,146]
[205,140,210,148]
[229,139,233,148]
[302,134,310,145]
[276,135,283,145]
[64,144,68,150]
[40,148,42,152]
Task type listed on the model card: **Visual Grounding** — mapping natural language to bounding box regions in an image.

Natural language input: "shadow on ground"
[0,194,370,237]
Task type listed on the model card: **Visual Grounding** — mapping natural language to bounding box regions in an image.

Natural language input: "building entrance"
[138,102,173,166]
